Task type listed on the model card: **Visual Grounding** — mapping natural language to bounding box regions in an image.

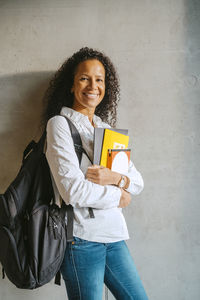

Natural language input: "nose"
[88,78,97,90]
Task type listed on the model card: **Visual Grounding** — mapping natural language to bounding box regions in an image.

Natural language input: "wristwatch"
[118,175,126,188]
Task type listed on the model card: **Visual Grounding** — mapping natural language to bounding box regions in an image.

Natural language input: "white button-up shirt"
[46,107,144,243]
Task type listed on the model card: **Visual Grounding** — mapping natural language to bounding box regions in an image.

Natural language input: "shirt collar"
[60,107,103,127]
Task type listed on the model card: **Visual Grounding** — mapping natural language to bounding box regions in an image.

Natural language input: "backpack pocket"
[0,226,22,280]
[28,204,66,285]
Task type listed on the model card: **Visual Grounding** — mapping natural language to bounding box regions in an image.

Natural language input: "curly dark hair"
[41,47,120,128]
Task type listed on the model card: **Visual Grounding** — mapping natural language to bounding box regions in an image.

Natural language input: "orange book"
[107,149,131,173]
[100,129,129,167]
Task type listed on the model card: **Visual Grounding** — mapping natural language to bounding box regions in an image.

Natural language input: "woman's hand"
[86,165,121,186]
[118,189,131,208]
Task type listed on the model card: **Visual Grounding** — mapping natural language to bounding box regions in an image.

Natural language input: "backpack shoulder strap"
[63,116,92,164]
[61,116,94,242]
[63,116,83,165]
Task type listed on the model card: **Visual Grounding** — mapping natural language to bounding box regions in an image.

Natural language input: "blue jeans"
[60,237,149,300]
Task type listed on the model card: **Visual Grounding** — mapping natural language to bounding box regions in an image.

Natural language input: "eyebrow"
[80,73,104,77]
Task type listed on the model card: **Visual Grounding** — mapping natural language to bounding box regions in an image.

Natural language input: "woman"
[43,47,148,300]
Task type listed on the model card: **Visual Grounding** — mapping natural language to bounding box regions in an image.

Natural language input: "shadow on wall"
[0,71,54,193]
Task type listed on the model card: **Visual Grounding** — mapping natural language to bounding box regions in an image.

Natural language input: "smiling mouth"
[83,93,99,99]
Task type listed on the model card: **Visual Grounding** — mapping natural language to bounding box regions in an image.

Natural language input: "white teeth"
[84,93,99,98]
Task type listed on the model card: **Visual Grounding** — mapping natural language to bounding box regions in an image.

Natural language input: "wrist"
[118,175,130,189]
[124,176,130,189]
[112,171,122,186]
[118,175,126,188]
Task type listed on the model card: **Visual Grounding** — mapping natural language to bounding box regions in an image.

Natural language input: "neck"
[72,104,95,126]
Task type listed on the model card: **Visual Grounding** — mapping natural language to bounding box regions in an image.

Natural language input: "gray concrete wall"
[0,0,199,299]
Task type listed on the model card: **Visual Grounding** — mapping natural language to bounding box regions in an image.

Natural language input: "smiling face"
[71,59,105,114]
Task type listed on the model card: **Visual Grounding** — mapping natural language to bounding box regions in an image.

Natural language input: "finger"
[86,175,98,182]
[87,177,98,184]
[88,165,101,169]
[86,170,98,177]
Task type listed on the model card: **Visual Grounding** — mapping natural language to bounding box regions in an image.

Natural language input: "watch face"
[119,176,126,188]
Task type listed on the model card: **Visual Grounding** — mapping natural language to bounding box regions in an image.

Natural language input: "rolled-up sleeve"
[46,116,121,209]
[123,160,144,195]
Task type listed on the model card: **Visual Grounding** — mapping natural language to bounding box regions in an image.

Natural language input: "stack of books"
[94,128,131,173]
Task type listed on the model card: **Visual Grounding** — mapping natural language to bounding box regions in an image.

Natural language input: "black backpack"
[0,116,90,289]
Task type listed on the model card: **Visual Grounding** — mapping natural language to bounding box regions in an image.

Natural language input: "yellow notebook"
[100,129,129,167]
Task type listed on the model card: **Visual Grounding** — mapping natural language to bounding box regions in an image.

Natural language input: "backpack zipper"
[49,216,59,240]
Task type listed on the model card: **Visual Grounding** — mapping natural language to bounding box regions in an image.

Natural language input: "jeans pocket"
[73,236,88,245]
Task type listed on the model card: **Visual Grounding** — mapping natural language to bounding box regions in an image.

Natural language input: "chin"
[85,101,102,109]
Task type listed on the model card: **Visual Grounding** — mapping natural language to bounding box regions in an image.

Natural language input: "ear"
[71,86,74,93]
